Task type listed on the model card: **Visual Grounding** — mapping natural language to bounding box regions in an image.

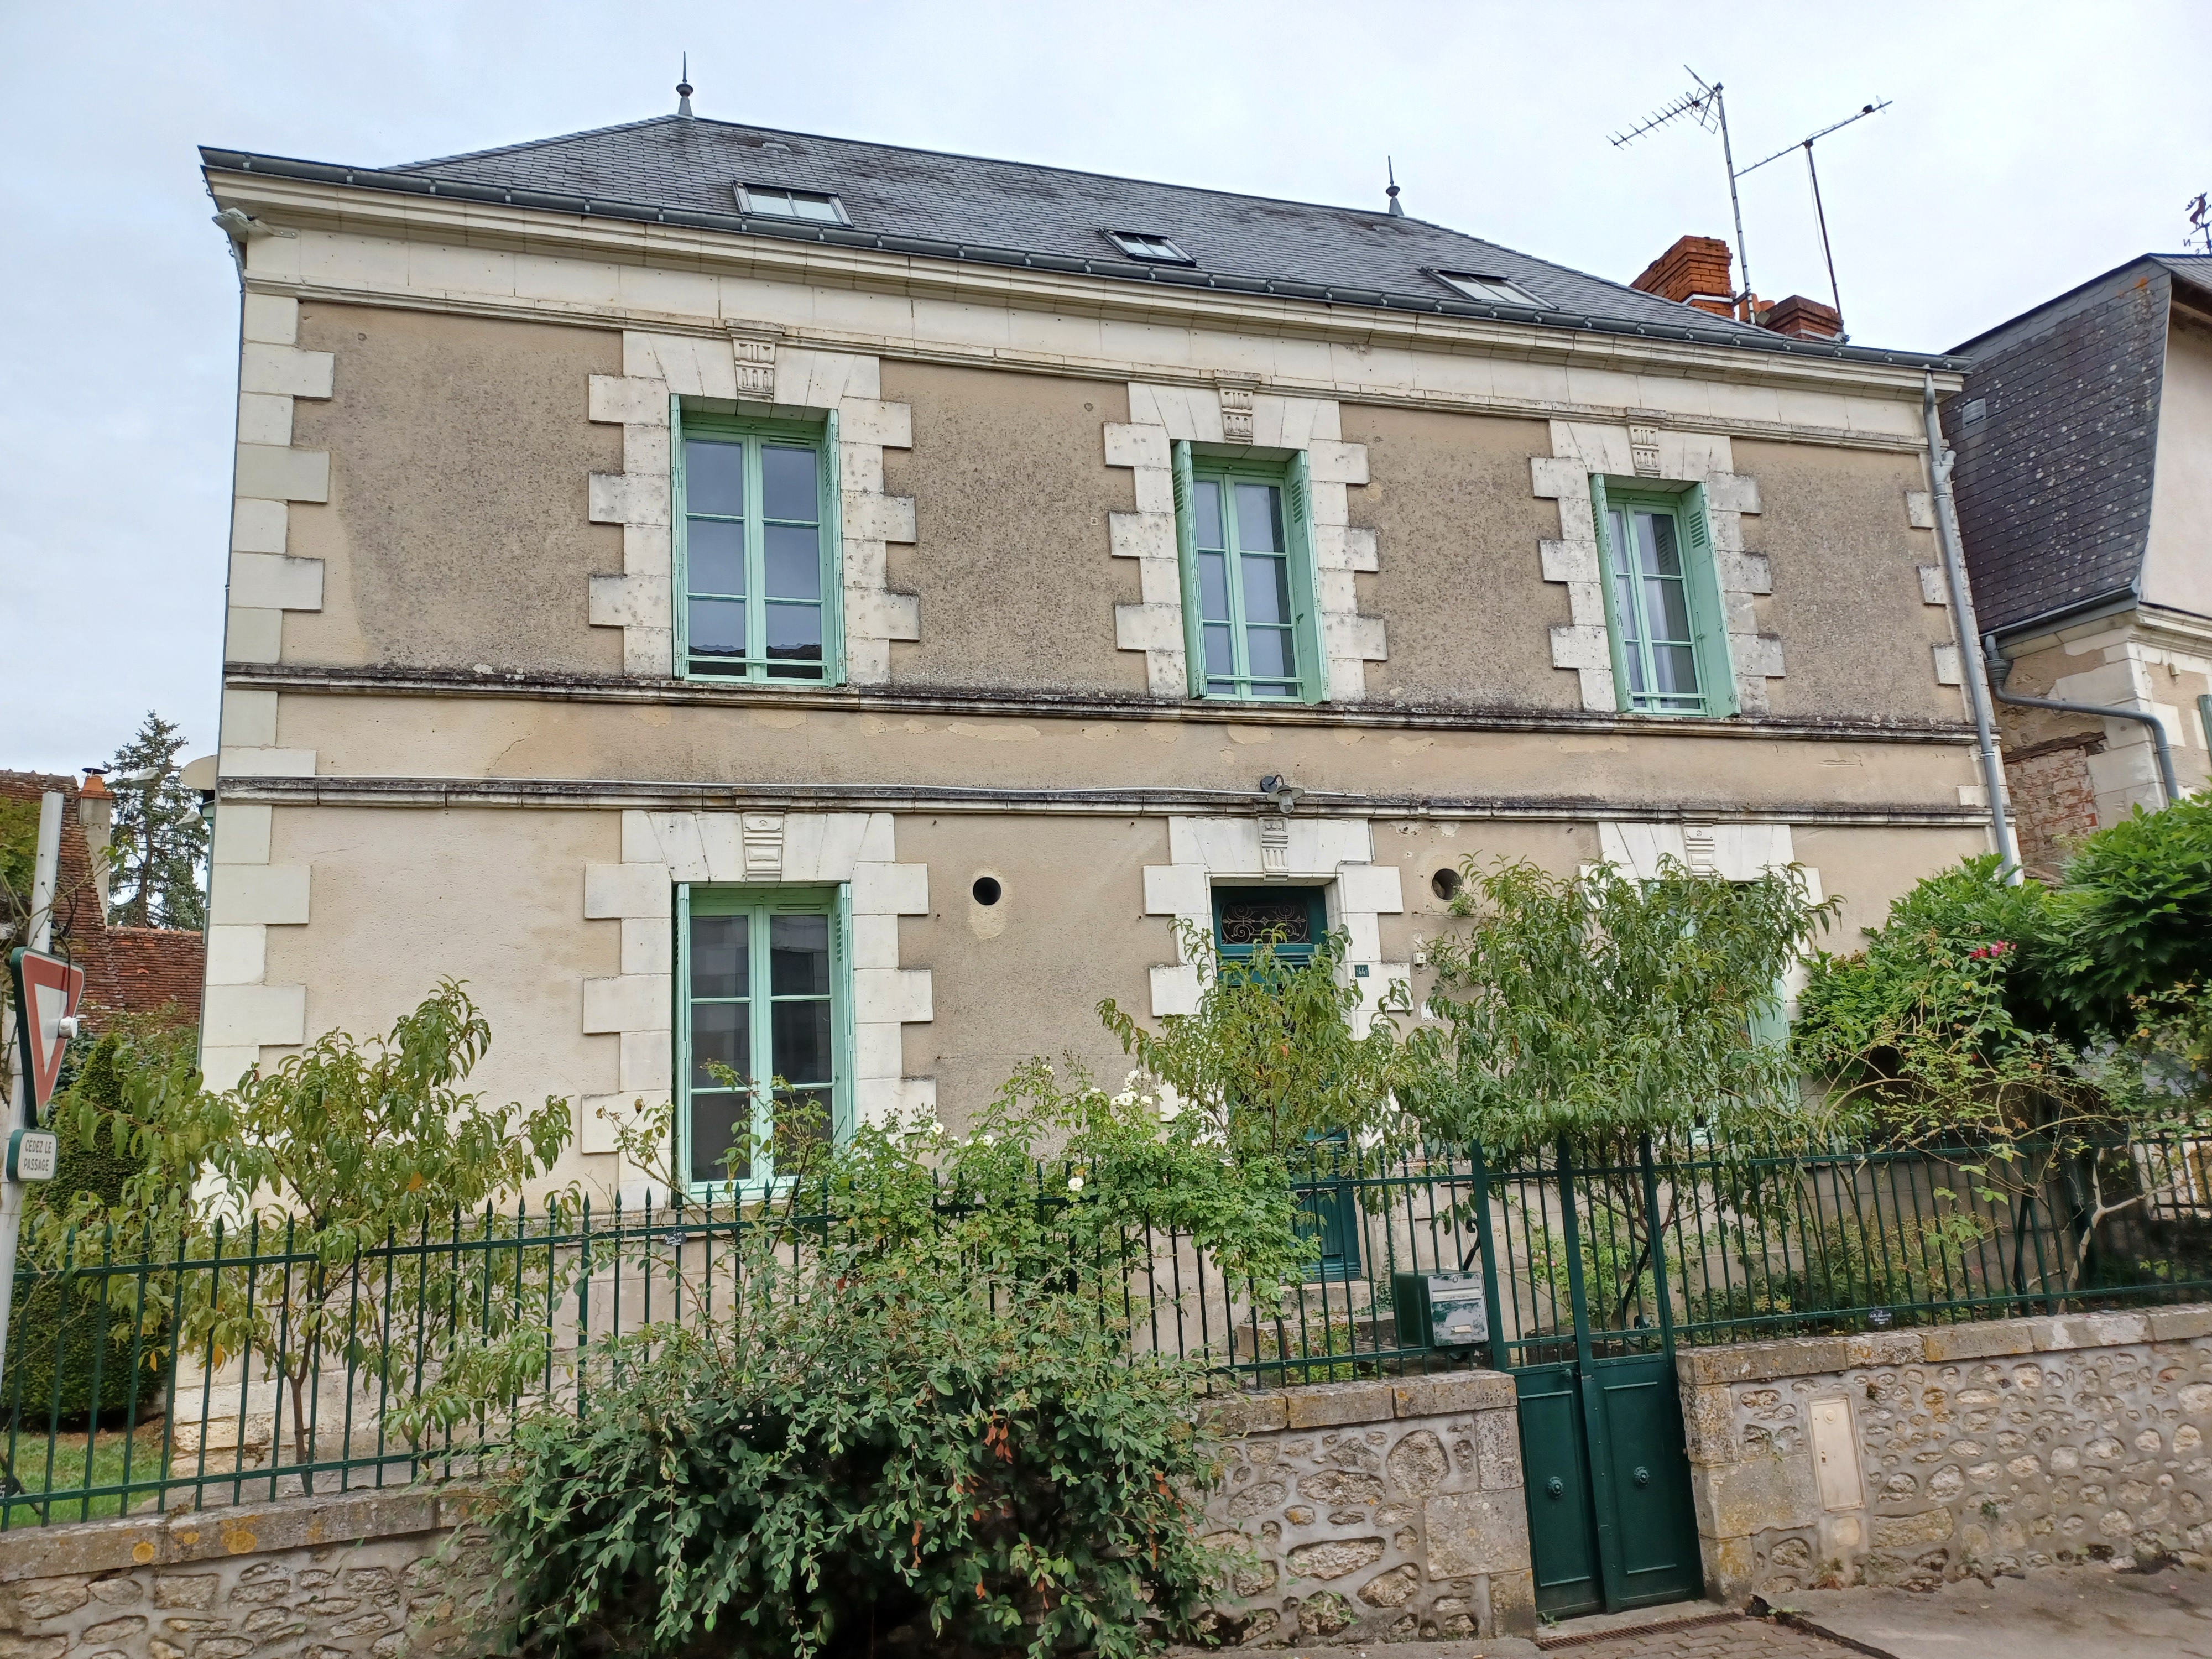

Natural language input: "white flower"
[1068,1174,1085,1193]
[1112,1091,1137,1109]
[1125,1070,1145,1088]
[979,1133,995,1146]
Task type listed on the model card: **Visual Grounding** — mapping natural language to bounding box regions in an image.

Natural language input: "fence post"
[1468,1141,1507,1366]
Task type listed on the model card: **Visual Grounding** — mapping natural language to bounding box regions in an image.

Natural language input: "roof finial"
[1386,156,1404,218]
[676,54,694,119]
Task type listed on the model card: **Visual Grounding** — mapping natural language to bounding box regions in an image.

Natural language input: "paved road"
[1786,1562,2212,1658]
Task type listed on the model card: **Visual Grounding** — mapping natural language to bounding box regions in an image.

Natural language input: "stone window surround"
[1141,815,1407,1024]
[1535,420,1778,714]
[587,329,919,682]
[1594,817,1822,1012]
[1105,383,1385,701]
[580,810,935,1186]
[199,779,311,1091]
[224,294,333,667]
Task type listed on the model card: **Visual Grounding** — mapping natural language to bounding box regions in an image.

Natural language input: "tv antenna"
[1611,67,1751,319]
[1738,100,1891,333]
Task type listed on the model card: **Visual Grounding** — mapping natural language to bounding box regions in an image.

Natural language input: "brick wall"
[2006,738,2104,877]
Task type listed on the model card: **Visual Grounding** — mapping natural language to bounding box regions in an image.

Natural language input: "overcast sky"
[3,0,2205,777]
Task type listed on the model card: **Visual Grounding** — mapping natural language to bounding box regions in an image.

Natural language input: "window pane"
[690,914,748,1000]
[686,439,745,517]
[764,524,821,599]
[1197,550,1229,620]
[749,190,790,215]
[1652,644,1700,697]
[690,1092,752,1185]
[1635,511,1683,578]
[687,518,746,596]
[774,1087,832,1162]
[690,999,749,1092]
[761,445,818,523]
[1192,479,1224,550]
[689,598,747,658]
[1234,483,1282,554]
[1647,575,1693,643]
[1245,625,1294,680]
[769,914,831,994]
[1241,553,1290,624]
[1202,623,1235,677]
[771,999,833,1085]
[1247,682,1296,698]
[765,602,823,664]
[793,197,839,223]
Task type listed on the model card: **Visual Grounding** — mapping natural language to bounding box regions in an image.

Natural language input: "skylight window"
[1437,270,1542,306]
[1105,231,1193,264]
[736,185,849,225]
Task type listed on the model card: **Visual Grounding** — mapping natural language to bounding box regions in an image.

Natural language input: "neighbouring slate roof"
[202,114,1962,367]
[1944,255,2203,635]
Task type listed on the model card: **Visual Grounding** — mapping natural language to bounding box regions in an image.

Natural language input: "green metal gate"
[1473,1138,1703,1619]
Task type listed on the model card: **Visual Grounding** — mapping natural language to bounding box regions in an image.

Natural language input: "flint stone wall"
[1681,1302,2212,1600]
[1200,1371,1533,1645]
[0,1490,476,1658]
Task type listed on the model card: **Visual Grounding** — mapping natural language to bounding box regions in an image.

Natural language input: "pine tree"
[107,712,207,930]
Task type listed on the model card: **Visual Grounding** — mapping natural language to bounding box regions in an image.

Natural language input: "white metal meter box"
[1392,1270,1488,1351]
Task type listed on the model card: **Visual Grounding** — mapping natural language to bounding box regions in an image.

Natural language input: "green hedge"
[4,1036,172,1428]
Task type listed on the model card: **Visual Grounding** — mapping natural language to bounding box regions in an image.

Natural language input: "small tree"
[1416,856,1837,1152]
[106,711,207,930]
[61,982,572,1484]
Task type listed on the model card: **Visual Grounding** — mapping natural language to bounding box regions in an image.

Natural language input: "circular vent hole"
[1430,868,1463,902]
[972,876,1003,907]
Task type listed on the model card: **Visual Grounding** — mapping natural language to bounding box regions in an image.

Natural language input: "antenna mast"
[1738,100,1891,331]
[1611,67,1751,320]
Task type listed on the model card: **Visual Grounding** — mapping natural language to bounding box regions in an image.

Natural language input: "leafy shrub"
[2042,795,2212,1040]
[479,1093,1239,1659]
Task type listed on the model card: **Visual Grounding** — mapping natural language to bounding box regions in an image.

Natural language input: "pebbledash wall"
[1681,1302,2212,1599]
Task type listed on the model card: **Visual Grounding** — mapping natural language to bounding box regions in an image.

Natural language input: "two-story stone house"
[196,104,1989,1197]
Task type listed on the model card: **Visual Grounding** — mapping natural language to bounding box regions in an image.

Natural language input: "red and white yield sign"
[9,948,84,1112]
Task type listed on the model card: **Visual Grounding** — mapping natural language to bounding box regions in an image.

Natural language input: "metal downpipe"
[1982,634,2179,809]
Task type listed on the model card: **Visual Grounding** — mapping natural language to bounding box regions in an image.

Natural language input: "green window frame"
[676,884,854,1192]
[1174,442,1324,702]
[1590,479,1736,717]
[671,403,845,685]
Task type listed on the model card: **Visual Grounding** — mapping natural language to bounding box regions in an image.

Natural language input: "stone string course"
[1681,1302,2212,1601]
[1199,1371,1532,1646]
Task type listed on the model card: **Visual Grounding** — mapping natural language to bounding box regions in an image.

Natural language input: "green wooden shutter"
[1588,474,1632,712]
[1681,483,1739,716]
[1746,981,1791,1051]
[1172,440,1203,697]
[821,406,846,686]
[1285,450,1325,703]
[832,883,857,1142]
[674,880,693,1180]
[670,397,689,677]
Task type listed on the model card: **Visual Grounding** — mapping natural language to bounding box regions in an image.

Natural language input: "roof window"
[1436,270,1542,306]
[1105,231,1193,264]
[736,185,849,225]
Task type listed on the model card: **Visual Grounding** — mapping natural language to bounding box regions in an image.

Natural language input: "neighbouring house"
[1941,253,2212,875]
[197,96,1990,1201]
[0,770,205,1037]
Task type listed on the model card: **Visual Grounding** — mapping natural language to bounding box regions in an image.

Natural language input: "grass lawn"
[0,1421,170,1526]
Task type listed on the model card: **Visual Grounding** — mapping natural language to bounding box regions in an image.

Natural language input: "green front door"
[1211,886,1358,1280]
[1481,1138,1702,1619]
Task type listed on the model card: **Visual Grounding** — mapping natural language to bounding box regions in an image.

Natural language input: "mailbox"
[1392,1270,1488,1352]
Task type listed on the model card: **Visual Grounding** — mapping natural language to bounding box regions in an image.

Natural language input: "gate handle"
[1546,1477,1564,1499]
[1634,1466,1651,1486]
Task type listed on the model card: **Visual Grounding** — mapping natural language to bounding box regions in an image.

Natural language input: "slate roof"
[203,114,1962,368]
[1944,254,2209,636]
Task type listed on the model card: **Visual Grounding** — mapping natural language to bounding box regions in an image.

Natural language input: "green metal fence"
[5,1125,2210,1528]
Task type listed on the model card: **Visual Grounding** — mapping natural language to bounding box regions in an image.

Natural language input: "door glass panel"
[687,519,747,597]
[688,1000,749,1091]
[1214,893,1317,951]
[685,439,745,517]
[1197,550,1229,619]
[1241,554,1290,624]
[688,1092,752,1185]
[769,914,831,993]
[689,915,748,999]
[771,999,833,1084]
[1244,625,1293,680]
[1652,645,1699,696]
[1202,623,1234,677]
[1634,511,1682,578]
[765,603,823,665]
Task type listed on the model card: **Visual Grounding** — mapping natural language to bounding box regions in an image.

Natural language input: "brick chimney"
[1758,294,1845,341]
[1631,234,1737,317]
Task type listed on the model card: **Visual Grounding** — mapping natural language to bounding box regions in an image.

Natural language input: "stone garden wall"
[1679,1301,2212,1600]
[0,1489,473,1657]
[1201,1371,1534,1645]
